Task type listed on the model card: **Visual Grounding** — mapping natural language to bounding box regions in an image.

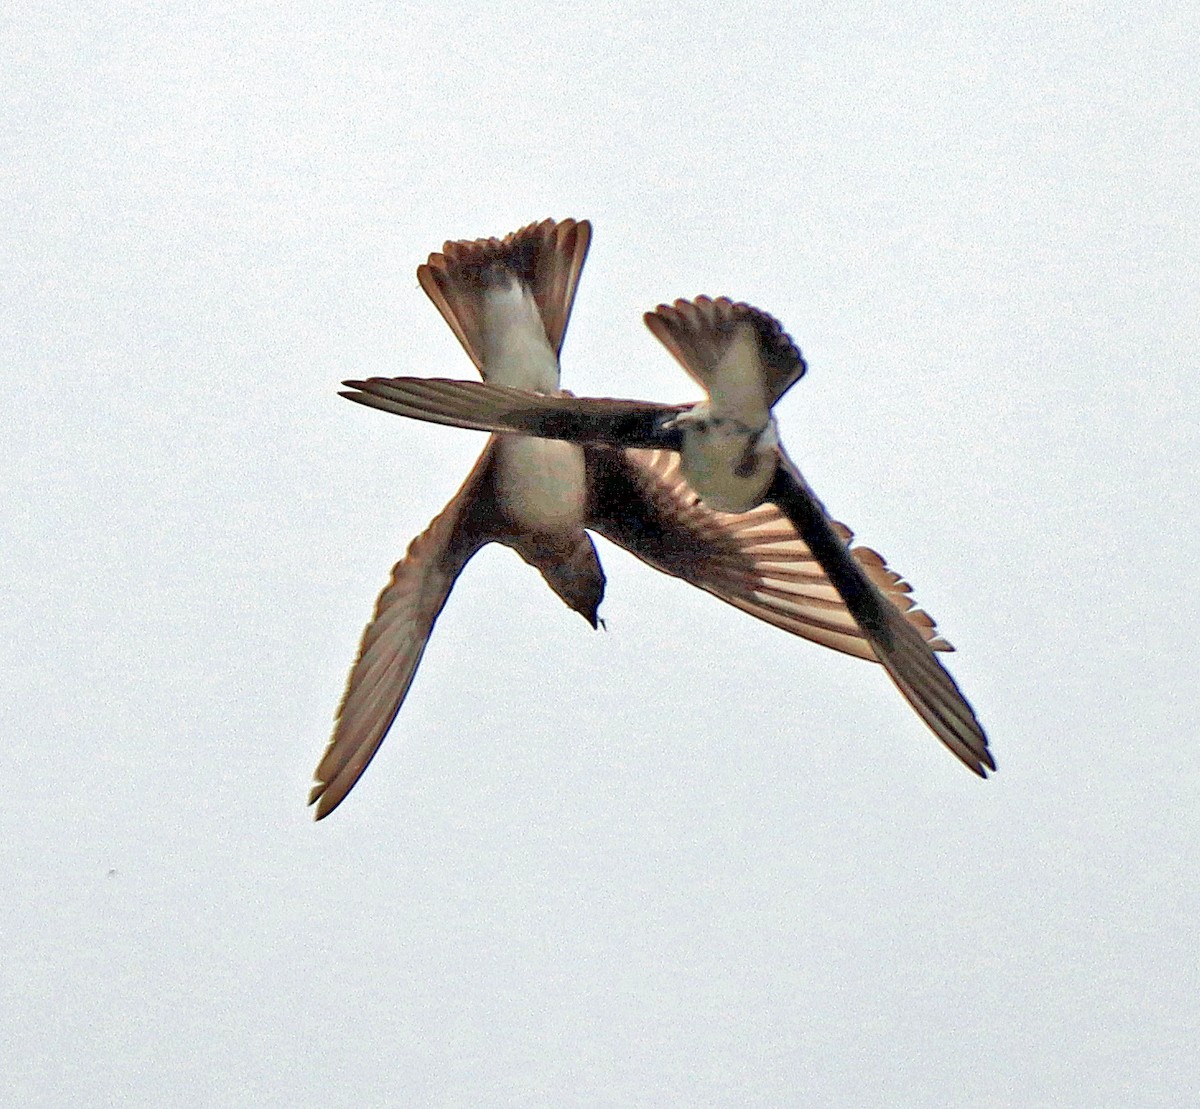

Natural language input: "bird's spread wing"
[767,450,993,777]
[587,447,951,661]
[342,377,686,451]
[309,444,500,819]
[644,297,807,410]
[417,218,591,370]
[339,380,955,657]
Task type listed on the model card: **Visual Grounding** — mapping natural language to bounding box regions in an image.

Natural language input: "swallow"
[314,229,960,816]
[310,219,599,818]
[646,297,800,513]
[341,296,994,779]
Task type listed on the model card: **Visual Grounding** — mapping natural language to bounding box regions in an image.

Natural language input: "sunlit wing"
[587,448,951,661]
[310,446,499,819]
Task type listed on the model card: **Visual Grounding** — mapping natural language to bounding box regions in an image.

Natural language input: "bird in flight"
[340,294,993,787]
[313,222,979,818]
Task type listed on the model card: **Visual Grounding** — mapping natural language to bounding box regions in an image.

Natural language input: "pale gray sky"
[5,3,1198,1105]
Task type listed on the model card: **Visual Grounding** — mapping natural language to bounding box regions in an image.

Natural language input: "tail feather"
[418,218,592,374]
[644,297,807,408]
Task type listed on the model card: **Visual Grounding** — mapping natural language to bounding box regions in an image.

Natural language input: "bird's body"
[475,268,592,539]
[651,300,804,513]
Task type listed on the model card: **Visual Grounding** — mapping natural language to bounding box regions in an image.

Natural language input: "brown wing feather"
[341,377,684,450]
[416,218,591,373]
[586,447,950,662]
[768,450,992,776]
[309,444,501,819]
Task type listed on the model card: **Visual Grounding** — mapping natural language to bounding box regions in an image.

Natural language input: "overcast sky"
[5,3,1198,1105]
